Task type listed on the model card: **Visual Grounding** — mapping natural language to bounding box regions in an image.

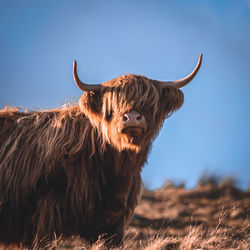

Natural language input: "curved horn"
[160,54,202,88]
[73,60,101,92]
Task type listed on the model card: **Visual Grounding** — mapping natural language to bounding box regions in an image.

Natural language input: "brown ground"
[2,181,250,249]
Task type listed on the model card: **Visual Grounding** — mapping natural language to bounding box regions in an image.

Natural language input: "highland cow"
[0,55,202,247]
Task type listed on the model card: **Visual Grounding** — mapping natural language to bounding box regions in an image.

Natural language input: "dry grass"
[1,181,249,249]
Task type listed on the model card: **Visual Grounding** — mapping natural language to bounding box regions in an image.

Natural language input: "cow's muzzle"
[119,111,147,136]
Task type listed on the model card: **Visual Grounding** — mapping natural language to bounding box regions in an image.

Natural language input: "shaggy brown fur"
[0,74,183,247]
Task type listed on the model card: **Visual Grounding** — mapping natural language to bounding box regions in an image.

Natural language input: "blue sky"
[1,0,250,189]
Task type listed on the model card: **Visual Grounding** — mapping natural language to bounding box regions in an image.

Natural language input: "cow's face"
[79,75,184,152]
[74,54,202,152]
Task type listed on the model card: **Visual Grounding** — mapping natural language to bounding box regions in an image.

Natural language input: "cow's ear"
[79,91,103,124]
[161,87,184,116]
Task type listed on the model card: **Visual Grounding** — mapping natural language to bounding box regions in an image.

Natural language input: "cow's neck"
[83,146,147,235]
[96,144,149,206]
[102,144,150,177]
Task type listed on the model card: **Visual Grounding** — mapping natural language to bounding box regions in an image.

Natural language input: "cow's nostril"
[136,115,142,121]
[122,115,128,122]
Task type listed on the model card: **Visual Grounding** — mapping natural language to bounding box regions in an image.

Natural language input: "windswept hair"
[102,74,161,120]
[0,105,107,242]
[1,105,92,190]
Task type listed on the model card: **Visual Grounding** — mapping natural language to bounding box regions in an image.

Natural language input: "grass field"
[1,179,249,249]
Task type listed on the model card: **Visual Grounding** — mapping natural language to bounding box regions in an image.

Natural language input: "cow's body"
[0,56,202,247]
[0,106,144,246]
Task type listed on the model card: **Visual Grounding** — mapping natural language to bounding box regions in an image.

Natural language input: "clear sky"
[1,0,250,189]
